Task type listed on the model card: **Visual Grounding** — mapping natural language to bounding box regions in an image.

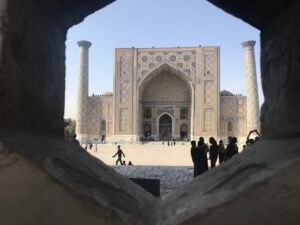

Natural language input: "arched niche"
[138,63,194,139]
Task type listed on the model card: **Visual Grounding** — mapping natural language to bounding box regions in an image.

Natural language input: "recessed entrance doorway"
[159,114,172,140]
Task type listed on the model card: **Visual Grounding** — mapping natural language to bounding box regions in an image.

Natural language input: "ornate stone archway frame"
[137,62,195,140]
[157,112,174,139]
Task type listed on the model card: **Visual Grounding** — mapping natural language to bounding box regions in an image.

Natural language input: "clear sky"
[64,0,262,119]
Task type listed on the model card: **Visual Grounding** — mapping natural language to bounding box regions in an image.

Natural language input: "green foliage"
[64,118,76,138]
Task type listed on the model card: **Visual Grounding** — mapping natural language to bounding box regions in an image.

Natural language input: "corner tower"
[76,40,92,143]
[242,40,260,132]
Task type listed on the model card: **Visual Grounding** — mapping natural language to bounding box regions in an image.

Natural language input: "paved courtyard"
[86,142,246,196]
[87,142,197,197]
[88,142,194,166]
[113,165,193,197]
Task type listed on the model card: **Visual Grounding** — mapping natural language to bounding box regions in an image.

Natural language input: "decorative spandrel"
[137,50,196,79]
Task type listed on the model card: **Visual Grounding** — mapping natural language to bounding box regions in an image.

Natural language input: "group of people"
[71,130,262,172]
[191,130,262,178]
[190,136,239,177]
[70,135,98,153]
[163,139,176,146]
[244,129,261,149]
[83,142,97,152]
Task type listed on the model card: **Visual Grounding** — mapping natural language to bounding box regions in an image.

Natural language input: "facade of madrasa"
[76,42,260,143]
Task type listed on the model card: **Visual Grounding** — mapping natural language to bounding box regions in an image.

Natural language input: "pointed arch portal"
[159,114,173,140]
[138,63,194,140]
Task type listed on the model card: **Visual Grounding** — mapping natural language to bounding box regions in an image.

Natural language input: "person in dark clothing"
[71,134,80,146]
[190,141,200,177]
[225,136,238,160]
[232,137,239,154]
[218,140,225,164]
[112,145,125,165]
[209,137,218,169]
[227,136,232,145]
[197,137,209,173]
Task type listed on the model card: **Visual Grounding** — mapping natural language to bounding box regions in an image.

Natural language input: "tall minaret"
[242,40,260,132]
[76,40,92,144]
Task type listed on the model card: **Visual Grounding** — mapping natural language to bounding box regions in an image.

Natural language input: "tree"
[64,118,76,138]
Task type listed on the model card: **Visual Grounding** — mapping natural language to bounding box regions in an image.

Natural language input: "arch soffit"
[138,62,194,94]
[158,112,174,121]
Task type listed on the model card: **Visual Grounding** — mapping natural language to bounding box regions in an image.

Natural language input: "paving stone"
[113,165,193,197]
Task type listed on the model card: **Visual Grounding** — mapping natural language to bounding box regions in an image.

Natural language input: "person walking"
[112,145,125,165]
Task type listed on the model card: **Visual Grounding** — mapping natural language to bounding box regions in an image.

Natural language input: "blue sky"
[65,0,262,119]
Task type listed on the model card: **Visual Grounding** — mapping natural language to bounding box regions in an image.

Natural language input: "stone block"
[130,178,160,197]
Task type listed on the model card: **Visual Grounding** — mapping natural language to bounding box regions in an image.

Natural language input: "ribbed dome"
[220,90,234,96]
[101,91,113,96]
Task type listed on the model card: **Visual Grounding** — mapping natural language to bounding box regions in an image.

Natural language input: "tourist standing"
[209,137,218,169]
[94,143,98,153]
[70,134,80,146]
[197,137,209,174]
[225,137,238,160]
[190,141,200,177]
[218,140,225,164]
[246,129,262,146]
[112,145,126,165]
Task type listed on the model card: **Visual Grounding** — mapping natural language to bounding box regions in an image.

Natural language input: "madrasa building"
[75,41,260,144]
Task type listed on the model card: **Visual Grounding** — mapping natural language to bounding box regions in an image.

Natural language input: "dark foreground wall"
[0,0,114,135]
[0,0,299,224]
[208,0,300,137]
